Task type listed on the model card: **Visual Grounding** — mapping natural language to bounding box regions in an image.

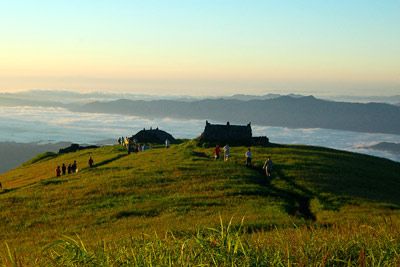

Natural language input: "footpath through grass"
[0,141,399,265]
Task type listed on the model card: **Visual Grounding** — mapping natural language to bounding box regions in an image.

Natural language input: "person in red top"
[214,145,221,160]
[56,166,61,177]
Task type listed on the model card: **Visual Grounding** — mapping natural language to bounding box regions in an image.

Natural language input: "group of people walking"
[55,156,94,177]
[213,145,274,177]
[214,144,231,161]
[54,141,273,178]
[55,160,78,177]
[118,137,150,154]
[245,148,274,177]
[118,136,171,154]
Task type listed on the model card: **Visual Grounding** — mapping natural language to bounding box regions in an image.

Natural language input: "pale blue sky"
[0,0,399,96]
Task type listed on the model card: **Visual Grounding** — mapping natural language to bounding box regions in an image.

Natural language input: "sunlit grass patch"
[0,141,399,264]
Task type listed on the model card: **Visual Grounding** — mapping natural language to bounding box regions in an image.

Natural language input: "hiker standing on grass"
[56,166,61,177]
[72,160,77,173]
[245,148,252,167]
[67,163,72,174]
[263,157,273,177]
[123,137,127,148]
[61,163,67,175]
[88,156,94,168]
[127,139,133,154]
[223,144,230,161]
[214,145,221,160]
[165,138,170,148]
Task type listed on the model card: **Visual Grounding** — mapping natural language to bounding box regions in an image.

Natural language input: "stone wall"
[252,136,269,146]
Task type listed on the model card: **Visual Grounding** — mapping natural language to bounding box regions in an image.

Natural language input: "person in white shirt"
[263,157,273,177]
[165,139,170,148]
[223,144,230,161]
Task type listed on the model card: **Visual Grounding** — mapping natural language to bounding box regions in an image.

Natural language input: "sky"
[0,0,399,96]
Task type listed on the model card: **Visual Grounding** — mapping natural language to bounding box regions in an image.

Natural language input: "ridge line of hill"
[71,96,400,135]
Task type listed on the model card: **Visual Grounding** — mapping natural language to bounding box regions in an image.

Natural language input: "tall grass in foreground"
[2,217,400,266]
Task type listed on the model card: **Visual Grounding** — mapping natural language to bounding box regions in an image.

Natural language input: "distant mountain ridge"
[72,96,400,135]
[222,93,306,101]
[1,91,400,135]
[2,90,400,104]
[362,142,400,154]
[326,95,400,104]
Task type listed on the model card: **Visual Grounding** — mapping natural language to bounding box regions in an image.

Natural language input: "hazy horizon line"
[1,88,399,98]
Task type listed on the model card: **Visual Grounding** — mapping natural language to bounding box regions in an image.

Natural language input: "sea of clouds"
[1,106,399,162]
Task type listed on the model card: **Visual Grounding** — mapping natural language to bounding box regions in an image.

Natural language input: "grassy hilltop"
[0,141,400,265]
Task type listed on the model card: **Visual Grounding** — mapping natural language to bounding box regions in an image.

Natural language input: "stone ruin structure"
[59,144,99,154]
[131,128,176,144]
[198,121,269,147]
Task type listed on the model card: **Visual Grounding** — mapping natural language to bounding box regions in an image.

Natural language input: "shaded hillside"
[0,141,399,262]
[73,96,400,134]
[0,142,71,173]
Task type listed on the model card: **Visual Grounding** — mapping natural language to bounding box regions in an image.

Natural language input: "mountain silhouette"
[72,96,400,135]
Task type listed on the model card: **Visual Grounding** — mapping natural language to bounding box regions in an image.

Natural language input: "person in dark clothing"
[88,156,94,168]
[67,164,72,174]
[71,160,77,173]
[127,139,133,154]
[61,163,67,175]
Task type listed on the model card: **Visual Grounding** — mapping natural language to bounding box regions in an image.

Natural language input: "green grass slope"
[0,141,400,265]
